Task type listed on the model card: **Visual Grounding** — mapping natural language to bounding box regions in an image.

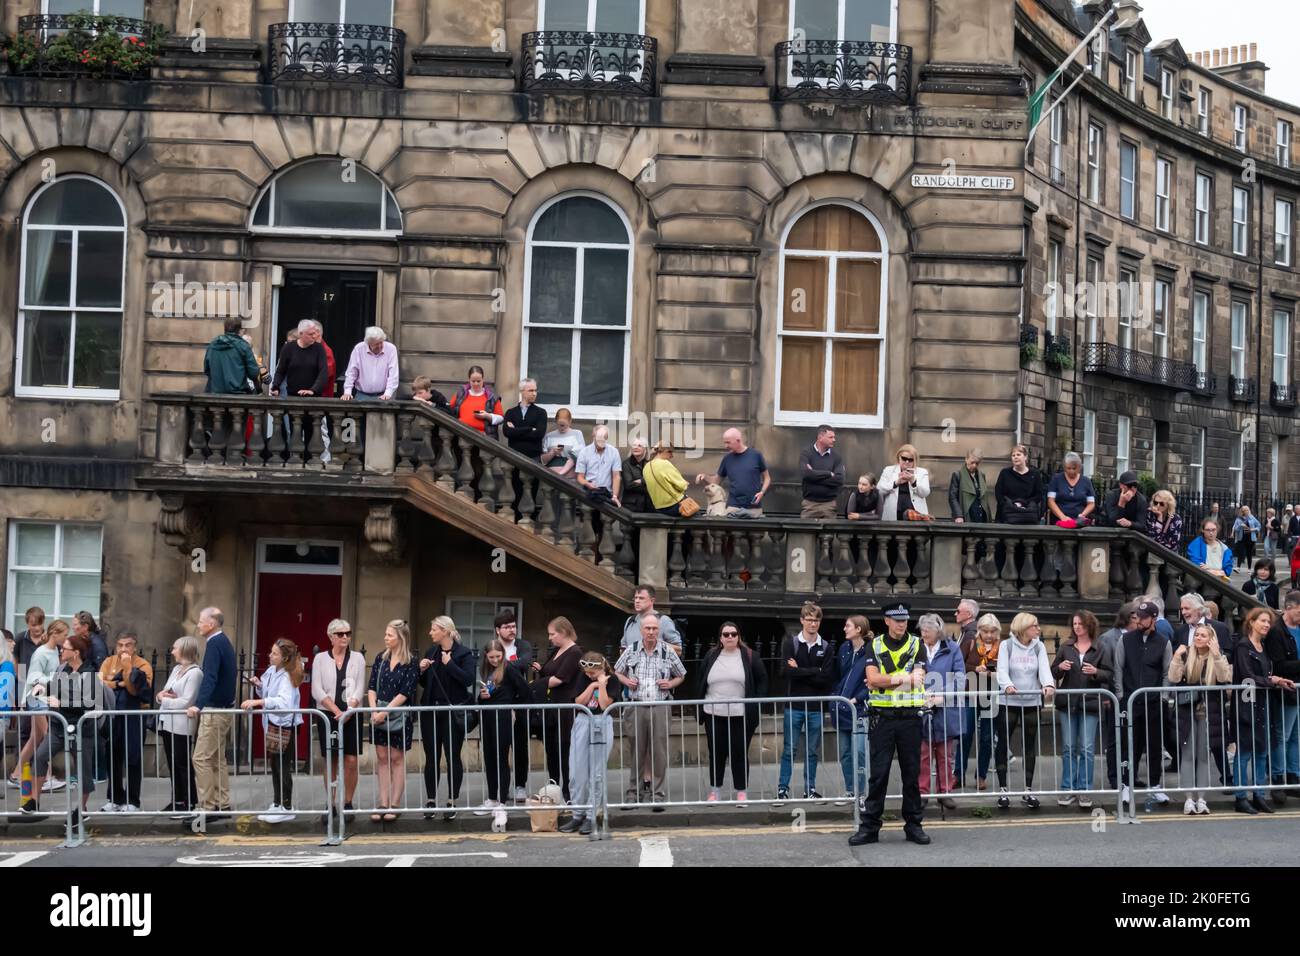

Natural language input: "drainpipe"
[1070,72,1085,460]
[1254,172,1264,503]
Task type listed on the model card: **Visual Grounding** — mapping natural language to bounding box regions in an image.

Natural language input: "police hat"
[883,602,911,621]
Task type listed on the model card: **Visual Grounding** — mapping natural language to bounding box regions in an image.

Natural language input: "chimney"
[1192,42,1268,93]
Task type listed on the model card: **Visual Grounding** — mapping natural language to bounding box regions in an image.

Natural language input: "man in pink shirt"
[341,326,399,401]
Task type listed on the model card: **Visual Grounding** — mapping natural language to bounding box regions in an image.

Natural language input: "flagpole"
[1025,7,1117,150]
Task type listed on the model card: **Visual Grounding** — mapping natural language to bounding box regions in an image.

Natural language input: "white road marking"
[638,836,673,867]
[176,850,507,867]
[0,851,49,867]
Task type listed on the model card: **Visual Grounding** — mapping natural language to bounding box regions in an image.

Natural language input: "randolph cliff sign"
[910,173,1017,190]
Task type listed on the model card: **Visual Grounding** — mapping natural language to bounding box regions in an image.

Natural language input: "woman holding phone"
[477,639,531,813]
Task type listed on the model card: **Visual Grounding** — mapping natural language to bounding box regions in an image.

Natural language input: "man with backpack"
[620,586,682,655]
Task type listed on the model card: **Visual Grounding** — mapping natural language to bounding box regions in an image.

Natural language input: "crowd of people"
[4,583,1300,839]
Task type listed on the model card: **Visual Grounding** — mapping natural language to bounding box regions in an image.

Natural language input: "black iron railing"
[267,22,405,87]
[1229,375,1258,402]
[1019,323,1039,347]
[774,39,911,103]
[1044,331,1073,370]
[1271,381,1298,408]
[8,14,161,78]
[1083,342,1206,391]
[521,31,657,94]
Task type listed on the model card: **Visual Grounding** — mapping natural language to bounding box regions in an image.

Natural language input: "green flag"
[1028,65,1066,129]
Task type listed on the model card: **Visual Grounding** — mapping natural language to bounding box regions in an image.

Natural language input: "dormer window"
[1234,104,1249,151]
[1124,48,1139,102]
[1160,67,1175,119]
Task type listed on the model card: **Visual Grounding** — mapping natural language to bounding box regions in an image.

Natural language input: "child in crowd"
[846,473,880,520]
[560,652,617,836]
[411,375,450,412]
[1243,558,1281,609]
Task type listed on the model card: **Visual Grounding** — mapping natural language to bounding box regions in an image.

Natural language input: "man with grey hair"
[186,607,236,814]
[1174,591,1232,654]
[954,598,980,646]
[503,377,547,460]
[575,424,622,507]
[695,427,770,517]
[342,325,399,401]
[270,320,327,398]
[614,613,686,806]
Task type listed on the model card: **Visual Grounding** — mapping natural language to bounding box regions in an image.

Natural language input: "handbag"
[677,496,701,518]
[376,699,408,734]
[264,723,294,755]
[967,498,988,523]
[427,657,480,737]
[905,509,933,522]
[1001,497,1041,525]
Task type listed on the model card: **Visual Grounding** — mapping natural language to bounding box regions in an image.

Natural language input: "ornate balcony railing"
[774,39,912,103]
[521,31,657,95]
[1229,375,1258,402]
[1043,332,1073,371]
[1271,381,1298,408]
[1082,342,1205,391]
[7,14,163,78]
[267,22,405,87]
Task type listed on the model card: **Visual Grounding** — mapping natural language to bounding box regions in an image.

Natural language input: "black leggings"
[269,746,294,809]
[481,711,513,802]
[159,731,196,809]
[421,711,466,800]
[542,709,575,800]
[703,714,752,789]
[995,705,1042,789]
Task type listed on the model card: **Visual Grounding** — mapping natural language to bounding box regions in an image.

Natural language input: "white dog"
[491,807,509,833]
[705,482,728,516]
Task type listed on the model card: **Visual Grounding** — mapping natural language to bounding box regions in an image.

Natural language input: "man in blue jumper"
[187,607,236,813]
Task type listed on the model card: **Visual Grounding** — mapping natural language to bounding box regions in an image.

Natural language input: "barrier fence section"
[71,707,335,845]
[334,702,597,841]
[602,695,864,836]
[888,688,1124,820]
[1,711,77,846]
[1124,683,1300,820]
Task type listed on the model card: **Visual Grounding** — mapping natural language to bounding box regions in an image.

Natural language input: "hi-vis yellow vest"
[869,634,924,709]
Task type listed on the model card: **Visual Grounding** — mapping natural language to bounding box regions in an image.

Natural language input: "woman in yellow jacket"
[643,441,693,516]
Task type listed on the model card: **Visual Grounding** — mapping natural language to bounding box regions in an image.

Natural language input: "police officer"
[848,601,930,847]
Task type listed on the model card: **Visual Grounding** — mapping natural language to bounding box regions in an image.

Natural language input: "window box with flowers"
[5,13,164,79]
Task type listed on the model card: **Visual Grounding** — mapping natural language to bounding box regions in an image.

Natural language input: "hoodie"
[996,637,1055,707]
[204,332,260,395]
[833,640,871,732]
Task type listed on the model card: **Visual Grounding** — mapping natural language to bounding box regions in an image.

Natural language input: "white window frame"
[287,0,394,27]
[255,538,345,575]
[1195,172,1212,245]
[539,0,647,32]
[249,160,402,238]
[1230,433,1245,500]
[774,199,889,429]
[784,0,900,90]
[1082,410,1096,478]
[1275,308,1292,388]
[1118,267,1137,350]
[1193,290,1209,373]
[1233,185,1250,256]
[1088,33,1105,79]
[1116,414,1131,477]
[1119,140,1137,220]
[1087,122,1103,202]
[1085,255,1101,343]
[1279,120,1293,168]
[1049,101,1065,182]
[1191,428,1205,494]
[15,174,126,401]
[1124,49,1138,102]
[1198,88,1210,135]
[1160,67,1175,119]
[445,596,525,652]
[1273,437,1281,499]
[1276,198,1294,266]
[1045,239,1061,336]
[1234,105,1248,152]
[521,190,634,421]
[5,521,103,633]
[1231,300,1248,379]
[284,0,396,76]
[1153,278,1170,359]
[42,0,143,13]
[1155,157,1172,232]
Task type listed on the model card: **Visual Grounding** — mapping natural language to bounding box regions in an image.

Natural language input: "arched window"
[522,193,632,417]
[16,176,126,399]
[776,202,887,427]
[250,160,401,236]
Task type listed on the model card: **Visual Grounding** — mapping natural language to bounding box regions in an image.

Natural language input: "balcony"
[1019,323,1039,364]
[774,39,912,104]
[1043,332,1073,371]
[267,22,406,87]
[1271,381,1298,408]
[521,31,657,95]
[1082,342,1205,391]
[1229,375,1258,402]
[6,14,164,79]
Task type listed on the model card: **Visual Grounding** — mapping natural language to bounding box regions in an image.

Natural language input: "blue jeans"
[956,708,995,784]
[1058,710,1099,792]
[1270,700,1300,780]
[1236,748,1270,800]
[779,707,823,793]
[838,725,866,796]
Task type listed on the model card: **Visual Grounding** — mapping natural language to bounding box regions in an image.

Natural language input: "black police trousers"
[858,710,924,834]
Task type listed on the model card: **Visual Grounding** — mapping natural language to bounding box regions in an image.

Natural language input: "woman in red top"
[450,366,504,435]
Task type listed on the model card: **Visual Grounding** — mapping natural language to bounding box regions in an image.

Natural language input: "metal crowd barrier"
[334,702,598,841]
[893,687,1124,820]
[1,711,77,846]
[602,695,864,836]
[1124,683,1300,820]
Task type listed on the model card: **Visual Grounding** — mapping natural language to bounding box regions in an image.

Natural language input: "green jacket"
[204,333,260,394]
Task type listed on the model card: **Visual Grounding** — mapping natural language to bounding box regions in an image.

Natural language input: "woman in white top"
[698,622,767,803]
[876,444,931,521]
[242,639,304,823]
[994,612,1056,809]
[540,407,584,478]
[311,619,367,818]
[156,635,204,813]
[17,620,64,790]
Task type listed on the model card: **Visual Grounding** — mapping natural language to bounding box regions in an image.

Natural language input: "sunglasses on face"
[721,631,739,637]
[899,456,914,463]
[60,645,73,653]
[579,660,602,669]
[333,631,352,637]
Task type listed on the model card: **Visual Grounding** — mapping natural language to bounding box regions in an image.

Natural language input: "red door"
[254,572,343,758]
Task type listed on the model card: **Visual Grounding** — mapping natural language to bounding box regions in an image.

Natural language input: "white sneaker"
[257,812,294,824]
[513,786,529,803]
[1120,785,1132,806]
[1153,788,1170,805]
[1183,798,1197,815]
[43,778,66,793]
[121,803,140,813]
[1195,799,1210,815]
[5,776,19,789]
[99,801,120,812]
[475,799,502,817]
[1078,796,1094,809]
[1057,794,1076,806]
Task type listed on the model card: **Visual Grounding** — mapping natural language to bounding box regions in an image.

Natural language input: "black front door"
[276,269,377,397]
